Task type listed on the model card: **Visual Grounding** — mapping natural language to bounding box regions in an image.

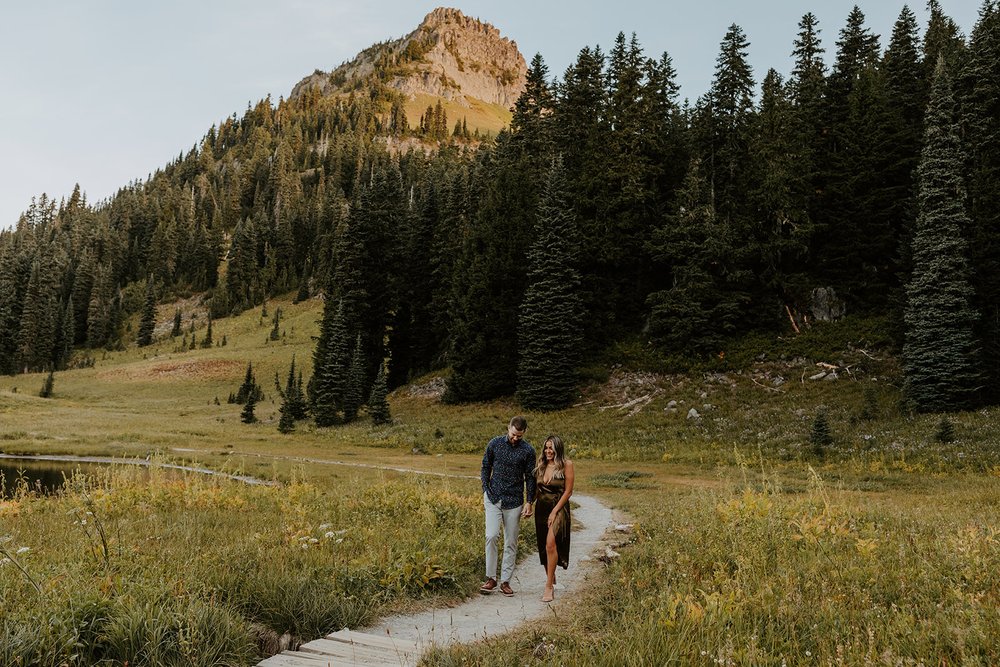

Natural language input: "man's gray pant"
[484,492,522,583]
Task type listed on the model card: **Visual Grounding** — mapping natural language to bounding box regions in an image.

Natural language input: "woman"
[533,435,574,603]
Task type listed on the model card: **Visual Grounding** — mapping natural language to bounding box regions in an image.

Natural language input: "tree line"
[1,2,997,414]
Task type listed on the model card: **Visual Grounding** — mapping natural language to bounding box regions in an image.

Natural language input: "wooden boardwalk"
[257,628,423,667]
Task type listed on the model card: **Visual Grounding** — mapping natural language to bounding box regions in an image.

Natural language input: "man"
[480,415,536,597]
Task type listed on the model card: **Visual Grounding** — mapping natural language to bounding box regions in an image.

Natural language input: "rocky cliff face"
[290,7,527,109]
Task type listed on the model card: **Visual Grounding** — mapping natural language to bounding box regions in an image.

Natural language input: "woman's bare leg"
[543,530,558,601]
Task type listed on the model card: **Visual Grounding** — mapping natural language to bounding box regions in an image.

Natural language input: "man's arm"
[521,447,537,517]
[480,440,494,499]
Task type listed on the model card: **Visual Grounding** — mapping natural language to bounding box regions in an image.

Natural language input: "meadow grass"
[424,466,1000,665]
[3,295,1000,664]
[0,464,509,666]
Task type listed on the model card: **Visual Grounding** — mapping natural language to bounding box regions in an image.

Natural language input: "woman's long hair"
[535,435,566,480]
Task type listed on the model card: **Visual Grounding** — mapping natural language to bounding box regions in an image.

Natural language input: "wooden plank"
[300,638,414,665]
[257,650,339,666]
[325,629,423,653]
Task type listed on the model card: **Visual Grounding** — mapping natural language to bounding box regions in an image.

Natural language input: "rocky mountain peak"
[290,7,527,110]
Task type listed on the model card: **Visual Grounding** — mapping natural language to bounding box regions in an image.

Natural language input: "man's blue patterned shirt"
[481,434,537,510]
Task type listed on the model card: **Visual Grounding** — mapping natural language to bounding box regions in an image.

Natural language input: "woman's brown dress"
[535,474,570,569]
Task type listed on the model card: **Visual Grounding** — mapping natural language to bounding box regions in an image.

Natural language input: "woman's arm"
[548,461,575,525]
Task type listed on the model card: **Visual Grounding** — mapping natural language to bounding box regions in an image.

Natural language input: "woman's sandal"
[542,587,554,603]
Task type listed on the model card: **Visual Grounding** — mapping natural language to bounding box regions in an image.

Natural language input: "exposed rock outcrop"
[290,7,527,109]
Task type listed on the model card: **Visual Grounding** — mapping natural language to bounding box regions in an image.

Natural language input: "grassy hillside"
[1,294,997,478]
[402,93,512,138]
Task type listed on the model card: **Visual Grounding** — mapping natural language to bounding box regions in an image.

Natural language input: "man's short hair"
[509,415,528,431]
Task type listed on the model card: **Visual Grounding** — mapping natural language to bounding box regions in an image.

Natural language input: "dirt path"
[364,492,614,647]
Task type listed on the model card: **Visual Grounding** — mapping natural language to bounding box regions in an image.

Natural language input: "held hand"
[522,504,533,518]
[547,513,554,527]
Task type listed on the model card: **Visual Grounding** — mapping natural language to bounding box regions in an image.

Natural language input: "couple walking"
[480,415,575,603]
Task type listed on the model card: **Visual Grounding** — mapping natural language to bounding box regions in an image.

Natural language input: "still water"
[0,460,110,499]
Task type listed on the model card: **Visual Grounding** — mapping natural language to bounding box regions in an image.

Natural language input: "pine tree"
[278,355,308,421]
[0,251,25,374]
[171,308,182,337]
[200,316,213,348]
[814,7,892,309]
[241,392,258,424]
[57,296,74,370]
[790,12,826,114]
[646,158,741,355]
[270,307,281,341]
[389,98,408,136]
[749,68,811,313]
[704,24,756,222]
[294,267,311,303]
[688,24,760,330]
[903,58,980,412]
[809,409,833,456]
[788,12,827,307]
[859,384,879,421]
[600,34,660,334]
[554,45,610,341]
[296,370,305,414]
[137,279,156,347]
[17,260,56,371]
[69,249,95,346]
[368,362,391,425]
[517,157,584,410]
[277,400,295,433]
[235,362,263,404]
[882,5,927,294]
[39,370,55,398]
[343,334,367,423]
[310,298,350,426]
[86,262,114,349]
[884,6,925,170]
[277,364,297,434]
[923,0,966,79]
[959,3,1000,401]
[934,415,956,443]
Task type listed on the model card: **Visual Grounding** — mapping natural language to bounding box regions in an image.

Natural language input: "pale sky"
[0,1,983,229]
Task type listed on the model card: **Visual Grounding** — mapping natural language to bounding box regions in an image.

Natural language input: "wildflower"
[319,523,331,530]
[0,557,10,565]
[16,546,29,554]
[309,538,319,544]
[324,531,336,539]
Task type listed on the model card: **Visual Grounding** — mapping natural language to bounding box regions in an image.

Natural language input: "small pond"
[0,460,131,499]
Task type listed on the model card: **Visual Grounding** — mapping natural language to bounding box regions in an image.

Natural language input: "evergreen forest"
[2,2,999,416]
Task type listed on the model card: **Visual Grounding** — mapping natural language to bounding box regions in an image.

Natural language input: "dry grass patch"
[97,359,244,382]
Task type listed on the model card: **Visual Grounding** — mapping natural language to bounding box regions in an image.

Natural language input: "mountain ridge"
[290,7,527,134]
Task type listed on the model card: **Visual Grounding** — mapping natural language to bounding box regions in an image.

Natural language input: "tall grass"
[427,468,1000,665]
[0,465,490,665]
